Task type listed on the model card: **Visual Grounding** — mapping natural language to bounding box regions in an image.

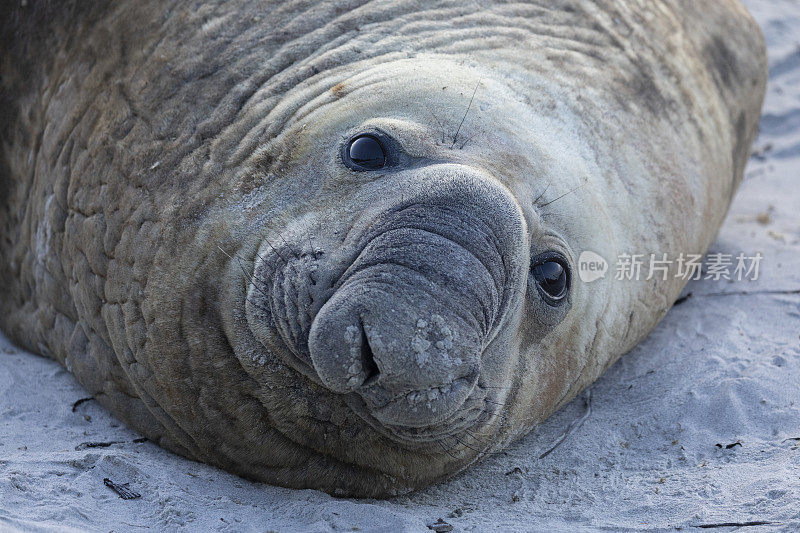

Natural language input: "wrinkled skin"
[0,1,765,496]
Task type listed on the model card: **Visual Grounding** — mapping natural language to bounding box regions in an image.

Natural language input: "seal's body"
[0,1,766,496]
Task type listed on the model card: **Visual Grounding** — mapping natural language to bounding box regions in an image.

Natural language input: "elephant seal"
[0,0,766,496]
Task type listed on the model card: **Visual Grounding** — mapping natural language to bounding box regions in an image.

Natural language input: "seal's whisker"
[453,435,480,452]
[276,233,296,257]
[463,429,482,443]
[533,182,551,206]
[437,440,458,460]
[253,249,270,265]
[237,258,272,299]
[216,244,236,262]
[538,183,585,209]
[243,261,271,292]
[450,80,481,149]
[538,389,592,459]
[262,238,288,263]
[478,405,509,420]
[246,296,271,314]
[484,399,507,407]
[457,132,475,150]
[250,274,269,299]
[423,104,449,145]
[217,245,274,299]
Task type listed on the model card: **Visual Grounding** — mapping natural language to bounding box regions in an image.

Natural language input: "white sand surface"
[1,1,799,531]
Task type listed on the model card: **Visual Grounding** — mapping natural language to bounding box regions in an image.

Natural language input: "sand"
[1,1,799,531]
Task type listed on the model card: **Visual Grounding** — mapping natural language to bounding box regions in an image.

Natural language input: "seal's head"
[220,57,613,495]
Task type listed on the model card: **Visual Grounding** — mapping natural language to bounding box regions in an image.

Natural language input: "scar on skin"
[330,82,346,98]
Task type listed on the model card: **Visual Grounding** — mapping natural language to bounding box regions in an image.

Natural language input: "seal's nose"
[307,227,486,425]
[307,169,529,427]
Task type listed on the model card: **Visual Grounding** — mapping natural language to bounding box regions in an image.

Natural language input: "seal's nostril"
[360,325,380,387]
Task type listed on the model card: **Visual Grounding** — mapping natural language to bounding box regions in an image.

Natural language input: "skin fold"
[0,0,766,496]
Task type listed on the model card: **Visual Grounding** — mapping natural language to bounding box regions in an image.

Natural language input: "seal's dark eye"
[531,257,569,304]
[344,135,386,170]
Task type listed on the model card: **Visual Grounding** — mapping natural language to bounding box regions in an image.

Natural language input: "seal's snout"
[305,172,530,428]
[309,222,484,426]
[306,245,485,426]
